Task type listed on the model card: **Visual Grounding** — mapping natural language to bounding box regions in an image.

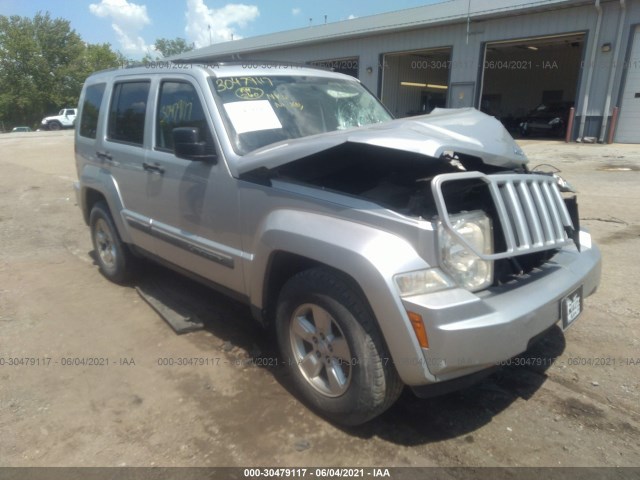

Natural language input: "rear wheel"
[276,267,403,425]
[89,201,135,284]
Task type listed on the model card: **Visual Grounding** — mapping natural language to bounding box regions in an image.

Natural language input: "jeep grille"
[431,172,575,260]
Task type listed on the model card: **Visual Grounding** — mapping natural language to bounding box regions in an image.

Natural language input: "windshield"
[211,75,392,155]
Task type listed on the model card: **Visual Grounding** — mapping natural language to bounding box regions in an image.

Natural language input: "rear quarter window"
[79,83,106,139]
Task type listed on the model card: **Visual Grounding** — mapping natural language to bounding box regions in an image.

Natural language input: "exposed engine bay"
[268,142,578,286]
[273,142,518,219]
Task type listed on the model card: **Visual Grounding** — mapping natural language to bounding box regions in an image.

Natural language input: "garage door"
[480,33,584,138]
[380,48,452,117]
[616,26,640,143]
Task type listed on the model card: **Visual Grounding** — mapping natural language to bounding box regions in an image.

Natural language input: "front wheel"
[275,267,403,425]
[48,121,61,131]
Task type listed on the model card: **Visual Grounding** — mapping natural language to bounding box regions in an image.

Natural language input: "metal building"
[174,0,640,143]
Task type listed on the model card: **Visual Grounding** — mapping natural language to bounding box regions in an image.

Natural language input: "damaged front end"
[240,108,581,290]
[431,170,581,291]
[234,106,601,385]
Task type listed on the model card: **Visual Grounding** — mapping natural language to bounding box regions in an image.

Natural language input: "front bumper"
[400,231,601,384]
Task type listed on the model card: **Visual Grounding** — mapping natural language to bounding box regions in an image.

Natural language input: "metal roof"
[87,62,350,81]
[174,0,592,62]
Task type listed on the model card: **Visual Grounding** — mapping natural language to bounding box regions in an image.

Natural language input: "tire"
[275,267,403,425]
[89,201,135,284]
[48,121,61,131]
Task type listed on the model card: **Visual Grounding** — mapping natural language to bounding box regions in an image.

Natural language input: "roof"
[86,62,352,81]
[173,0,591,62]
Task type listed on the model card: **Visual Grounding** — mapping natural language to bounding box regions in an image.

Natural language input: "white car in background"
[41,108,77,130]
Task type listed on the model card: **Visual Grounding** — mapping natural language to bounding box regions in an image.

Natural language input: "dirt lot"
[1,131,639,470]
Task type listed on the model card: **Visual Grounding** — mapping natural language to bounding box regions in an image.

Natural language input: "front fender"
[249,209,437,384]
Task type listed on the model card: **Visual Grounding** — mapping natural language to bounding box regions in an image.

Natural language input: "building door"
[615,26,640,143]
[479,33,584,136]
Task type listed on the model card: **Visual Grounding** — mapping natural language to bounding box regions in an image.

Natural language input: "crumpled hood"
[235,108,527,175]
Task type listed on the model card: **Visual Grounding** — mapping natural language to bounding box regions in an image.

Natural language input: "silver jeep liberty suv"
[74,63,601,425]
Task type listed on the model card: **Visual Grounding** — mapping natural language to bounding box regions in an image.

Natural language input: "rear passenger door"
[143,77,244,292]
[102,79,156,253]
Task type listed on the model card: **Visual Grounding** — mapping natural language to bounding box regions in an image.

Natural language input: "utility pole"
[208,24,212,45]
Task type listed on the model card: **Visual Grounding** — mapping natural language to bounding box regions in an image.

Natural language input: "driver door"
[143,77,245,293]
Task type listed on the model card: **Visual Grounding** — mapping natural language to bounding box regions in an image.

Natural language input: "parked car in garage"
[519,102,573,137]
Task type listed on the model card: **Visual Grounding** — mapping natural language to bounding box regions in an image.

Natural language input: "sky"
[0,0,441,59]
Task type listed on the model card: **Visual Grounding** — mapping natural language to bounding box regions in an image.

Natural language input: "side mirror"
[172,127,217,162]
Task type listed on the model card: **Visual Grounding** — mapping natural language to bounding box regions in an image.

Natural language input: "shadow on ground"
[95,254,567,446]
[349,327,565,445]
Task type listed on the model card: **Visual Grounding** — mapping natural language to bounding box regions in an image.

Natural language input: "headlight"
[549,117,561,126]
[438,210,494,292]
[394,269,455,297]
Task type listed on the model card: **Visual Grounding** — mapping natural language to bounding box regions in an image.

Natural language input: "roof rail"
[86,58,335,78]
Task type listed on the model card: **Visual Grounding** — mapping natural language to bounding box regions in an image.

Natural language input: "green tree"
[143,37,194,62]
[83,43,124,74]
[154,37,194,57]
[0,12,123,130]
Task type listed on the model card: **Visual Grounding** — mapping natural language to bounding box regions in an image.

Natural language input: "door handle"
[142,161,165,174]
[96,150,112,161]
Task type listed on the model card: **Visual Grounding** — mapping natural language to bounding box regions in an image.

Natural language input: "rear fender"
[79,164,131,243]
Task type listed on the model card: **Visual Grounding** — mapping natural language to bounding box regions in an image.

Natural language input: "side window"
[79,83,105,139]
[108,81,150,146]
[156,81,214,154]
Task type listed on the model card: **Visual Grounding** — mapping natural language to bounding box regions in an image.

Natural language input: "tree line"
[0,11,193,130]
